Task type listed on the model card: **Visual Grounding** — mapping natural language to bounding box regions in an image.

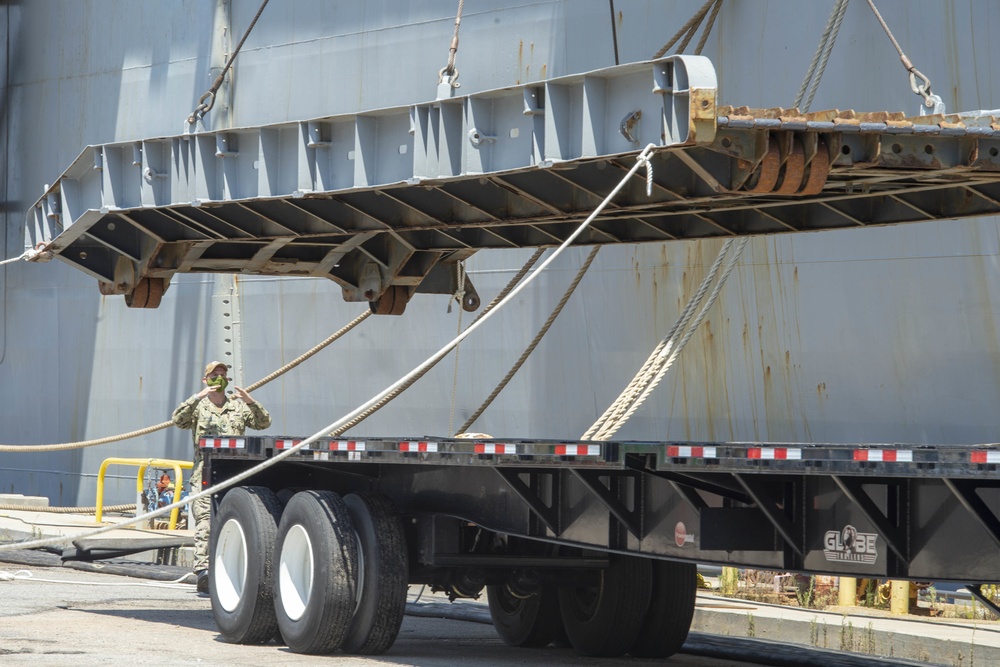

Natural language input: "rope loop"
[637,153,654,197]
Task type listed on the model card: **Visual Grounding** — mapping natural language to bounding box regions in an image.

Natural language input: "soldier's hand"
[196,385,222,399]
[233,386,254,404]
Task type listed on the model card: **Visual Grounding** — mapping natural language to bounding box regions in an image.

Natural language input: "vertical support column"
[890,580,911,615]
[212,275,244,386]
[838,577,856,606]
[206,0,233,131]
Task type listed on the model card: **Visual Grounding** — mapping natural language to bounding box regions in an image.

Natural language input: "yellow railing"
[95,458,193,530]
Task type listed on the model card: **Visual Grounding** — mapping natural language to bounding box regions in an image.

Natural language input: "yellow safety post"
[890,580,911,615]
[838,577,857,606]
[95,458,193,530]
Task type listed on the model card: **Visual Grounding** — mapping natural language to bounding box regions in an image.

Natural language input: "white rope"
[0,569,194,589]
[592,237,748,440]
[0,144,661,554]
[582,237,735,440]
[0,249,37,266]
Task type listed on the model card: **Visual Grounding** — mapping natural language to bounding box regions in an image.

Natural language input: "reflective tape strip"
[666,445,717,458]
[971,451,1000,464]
[329,441,366,452]
[199,438,245,449]
[853,449,912,462]
[399,441,438,453]
[555,444,601,456]
[748,447,801,460]
[475,443,516,454]
[275,439,302,450]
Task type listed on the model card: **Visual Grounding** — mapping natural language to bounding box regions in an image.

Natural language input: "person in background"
[172,361,271,594]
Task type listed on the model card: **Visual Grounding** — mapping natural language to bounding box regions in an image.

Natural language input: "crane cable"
[187,0,271,124]
[438,0,465,87]
[794,0,850,112]
[652,0,723,59]
[0,146,662,555]
[864,0,937,109]
[0,310,372,452]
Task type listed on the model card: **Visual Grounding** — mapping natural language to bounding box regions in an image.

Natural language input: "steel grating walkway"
[27,56,1000,312]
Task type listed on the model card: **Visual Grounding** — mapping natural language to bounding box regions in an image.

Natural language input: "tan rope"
[0,310,371,452]
[0,503,136,515]
[457,246,600,435]
[332,249,547,436]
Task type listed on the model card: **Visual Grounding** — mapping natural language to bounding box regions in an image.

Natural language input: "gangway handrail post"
[95,457,193,529]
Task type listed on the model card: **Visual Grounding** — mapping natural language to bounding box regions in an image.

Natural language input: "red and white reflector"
[329,440,366,452]
[971,450,1000,464]
[747,447,801,460]
[199,437,245,449]
[555,444,601,456]
[399,441,438,453]
[853,449,912,462]
[666,445,717,459]
[275,439,303,450]
[475,443,516,455]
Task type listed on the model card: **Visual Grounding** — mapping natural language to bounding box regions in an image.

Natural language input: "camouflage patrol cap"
[203,361,229,377]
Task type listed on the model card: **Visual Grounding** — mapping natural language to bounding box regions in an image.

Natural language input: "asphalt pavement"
[1,503,998,667]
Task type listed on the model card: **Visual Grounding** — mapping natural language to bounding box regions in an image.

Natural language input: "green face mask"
[207,375,229,392]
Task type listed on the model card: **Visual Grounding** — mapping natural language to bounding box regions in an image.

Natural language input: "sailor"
[172,361,271,594]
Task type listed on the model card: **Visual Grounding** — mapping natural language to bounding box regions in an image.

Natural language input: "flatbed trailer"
[200,433,1000,658]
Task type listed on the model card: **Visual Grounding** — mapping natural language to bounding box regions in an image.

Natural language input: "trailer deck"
[203,435,1000,584]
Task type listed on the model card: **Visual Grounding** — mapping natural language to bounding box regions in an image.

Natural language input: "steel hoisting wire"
[589,237,749,441]
[438,0,466,87]
[652,0,721,58]
[0,146,661,554]
[187,0,271,124]
[794,0,850,113]
[333,249,547,436]
[608,0,620,65]
[693,0,723,56]
[0,310,372,452]
[457,246,601,435]
[582,237,736,440]
[864,0,936,108]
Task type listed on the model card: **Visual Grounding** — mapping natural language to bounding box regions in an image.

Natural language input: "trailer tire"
[210,486,283,644]
[487,582,564,647]
[341,493,408,655]
[628,560,697,658]
[274,490,359,654]
[557,555,652,657]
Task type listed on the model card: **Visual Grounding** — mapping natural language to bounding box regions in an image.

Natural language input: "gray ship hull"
[2,0,998,506]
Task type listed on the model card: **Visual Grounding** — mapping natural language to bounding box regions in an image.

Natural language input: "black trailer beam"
[943,478,1000,551]
[731,474,804,560]
[570,469,644,539]
[831,475,910,568]
[494,468,560,535]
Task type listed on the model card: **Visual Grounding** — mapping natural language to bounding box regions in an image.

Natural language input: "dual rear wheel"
[210,488,407,655]
[486,556,697,658]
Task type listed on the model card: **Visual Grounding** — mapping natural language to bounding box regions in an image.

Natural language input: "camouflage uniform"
[172,394,271,571]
